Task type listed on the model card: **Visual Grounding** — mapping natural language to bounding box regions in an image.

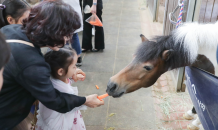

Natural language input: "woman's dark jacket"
[0,24,86,129]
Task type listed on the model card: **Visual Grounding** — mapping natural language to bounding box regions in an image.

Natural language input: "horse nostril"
[110,84,117,92]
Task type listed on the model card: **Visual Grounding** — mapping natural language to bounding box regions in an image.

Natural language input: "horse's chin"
[111,92,125,98]
[107,89,125,98]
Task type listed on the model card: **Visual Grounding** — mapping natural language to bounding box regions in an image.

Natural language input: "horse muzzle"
[106,80,125,98]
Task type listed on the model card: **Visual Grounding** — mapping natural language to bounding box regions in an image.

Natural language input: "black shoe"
[82,49,91,52]
[76,57,82,66]
[92,49,103,52]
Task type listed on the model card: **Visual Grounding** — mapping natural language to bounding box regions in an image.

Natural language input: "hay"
[108,113,116,117]
[152,76,192,129]
[158,97,175,118]
[154,90,192,118]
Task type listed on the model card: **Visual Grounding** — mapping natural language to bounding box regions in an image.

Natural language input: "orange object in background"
[97,93,109,101]
[86,14,103,27]
[95,85,99,89]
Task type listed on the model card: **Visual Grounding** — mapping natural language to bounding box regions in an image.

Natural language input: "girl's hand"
[77,74,85,81]
[90,4,96,14]
[73,68,86,82]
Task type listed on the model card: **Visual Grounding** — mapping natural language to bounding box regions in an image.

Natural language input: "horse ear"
[140,34,149,42]
[162,49,174,61]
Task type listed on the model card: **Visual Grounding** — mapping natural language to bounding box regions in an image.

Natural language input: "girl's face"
[7,10,30,25]
[16,10,30,24]
[65,54,78,79]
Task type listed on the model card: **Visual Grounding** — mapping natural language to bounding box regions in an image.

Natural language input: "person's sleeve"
[16,63,86,113]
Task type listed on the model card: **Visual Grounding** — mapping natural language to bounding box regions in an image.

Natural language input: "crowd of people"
[0,0,105,129]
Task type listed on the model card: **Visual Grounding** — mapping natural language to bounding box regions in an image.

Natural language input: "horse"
[106,21,218,97]
[106,22,218,130]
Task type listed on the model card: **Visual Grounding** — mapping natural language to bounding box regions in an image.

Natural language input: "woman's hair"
[44,48,76,79]
[0,0,30,28]
[22,1,81,47]
[0,32,10,69]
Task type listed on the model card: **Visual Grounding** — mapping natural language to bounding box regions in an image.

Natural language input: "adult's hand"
[90,4,96,14]
[84,94,104,108]
[73,68,86,82]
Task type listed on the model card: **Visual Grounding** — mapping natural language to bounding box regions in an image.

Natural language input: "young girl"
[36,48,87,130]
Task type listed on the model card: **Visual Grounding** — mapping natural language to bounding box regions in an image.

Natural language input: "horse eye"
[144,66,152,71]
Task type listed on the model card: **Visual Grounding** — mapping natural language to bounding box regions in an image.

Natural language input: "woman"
[0,1,104,129]
[82,0,105,52]
[0,0,30,28]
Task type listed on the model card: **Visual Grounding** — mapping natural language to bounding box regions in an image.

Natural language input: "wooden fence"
[163,0,189,35]
[198,0,218,23]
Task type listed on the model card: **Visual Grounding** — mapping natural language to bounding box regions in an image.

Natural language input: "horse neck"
[167,54,215,74]
[165,52,192,71]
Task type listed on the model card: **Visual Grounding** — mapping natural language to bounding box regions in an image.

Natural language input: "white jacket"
[63,0,83,33]
[36,77,87,130]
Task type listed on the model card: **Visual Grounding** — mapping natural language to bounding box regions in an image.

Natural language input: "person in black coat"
[82,0,105,52]
[0,1,104,129]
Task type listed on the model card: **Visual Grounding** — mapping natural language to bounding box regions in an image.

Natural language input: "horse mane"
[135,22,218,70]
[173,22,218,63]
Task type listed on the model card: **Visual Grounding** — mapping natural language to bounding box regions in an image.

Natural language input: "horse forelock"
[134,35,192,70]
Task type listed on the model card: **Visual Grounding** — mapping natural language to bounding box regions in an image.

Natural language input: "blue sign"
[185,67,218,130]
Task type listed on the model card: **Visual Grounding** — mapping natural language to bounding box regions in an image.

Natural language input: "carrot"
[95,85,99,89]
[97,93,109,100]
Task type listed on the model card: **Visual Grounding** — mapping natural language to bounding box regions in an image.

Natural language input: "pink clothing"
[36,78,86,130]
[37,111,85,130]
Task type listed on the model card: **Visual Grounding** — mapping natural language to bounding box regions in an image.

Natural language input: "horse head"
[106,34,175,97]
[107,22,218,98]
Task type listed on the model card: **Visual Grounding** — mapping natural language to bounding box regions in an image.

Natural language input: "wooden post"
[163,0,169,35]
[153,0,158,21]
[156,0,160,22]
[193,0,202,21]
[186,0,197,22]
[176,67,185,92]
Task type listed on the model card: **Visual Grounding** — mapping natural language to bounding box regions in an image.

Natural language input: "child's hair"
[0,0,30,28]
[44,48,77,79]
[0,32,10,69]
